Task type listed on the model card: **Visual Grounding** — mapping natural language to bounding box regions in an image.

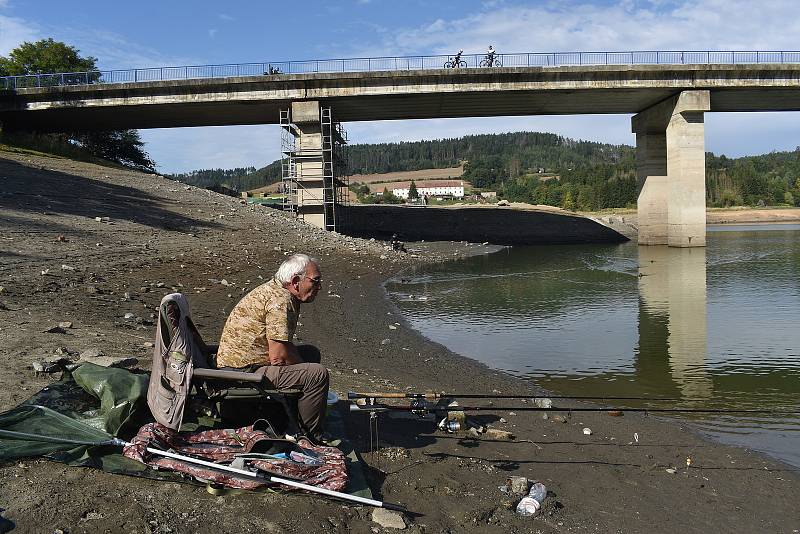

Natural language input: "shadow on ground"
[0,157,218,233]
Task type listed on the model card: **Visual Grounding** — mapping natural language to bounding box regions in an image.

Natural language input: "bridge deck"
[2,64,799,131]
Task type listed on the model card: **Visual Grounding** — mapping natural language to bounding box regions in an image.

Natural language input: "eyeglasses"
[304,275,323,286]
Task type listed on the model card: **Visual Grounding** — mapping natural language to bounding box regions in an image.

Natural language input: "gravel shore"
[1,149,798,533]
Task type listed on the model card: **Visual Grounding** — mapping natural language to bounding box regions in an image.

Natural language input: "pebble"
[506,475,530,495]
[58,321,73,329]
[380,339,391,345]
[124,313,135,320]
[583,427,593,435]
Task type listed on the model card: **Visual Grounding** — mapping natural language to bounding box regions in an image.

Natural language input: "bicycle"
[479,55,502,67]
[443,56,467,69]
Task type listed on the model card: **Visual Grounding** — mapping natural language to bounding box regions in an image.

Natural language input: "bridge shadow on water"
[0,156,219,234]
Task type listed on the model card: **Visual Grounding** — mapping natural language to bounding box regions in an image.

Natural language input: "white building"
[387,180,465,199]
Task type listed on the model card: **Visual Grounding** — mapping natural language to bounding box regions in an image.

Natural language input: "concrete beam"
[2,64,800,131]
[632,91,710,247]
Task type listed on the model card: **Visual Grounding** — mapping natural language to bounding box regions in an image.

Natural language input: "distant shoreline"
[584,206,800,225]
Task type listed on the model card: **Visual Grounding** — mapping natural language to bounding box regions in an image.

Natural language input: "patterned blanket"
[123,422,347,491]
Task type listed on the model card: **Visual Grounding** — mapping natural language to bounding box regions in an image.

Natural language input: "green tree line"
[166,134,800,212]
[0,39,155,171]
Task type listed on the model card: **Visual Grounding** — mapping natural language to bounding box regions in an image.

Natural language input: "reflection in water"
[387,225,800,468]
[638,246,712,399]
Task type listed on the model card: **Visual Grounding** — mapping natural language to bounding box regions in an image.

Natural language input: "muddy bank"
[1,149,798,534]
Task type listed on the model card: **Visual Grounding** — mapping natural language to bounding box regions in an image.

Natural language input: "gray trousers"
[258,345,329,438]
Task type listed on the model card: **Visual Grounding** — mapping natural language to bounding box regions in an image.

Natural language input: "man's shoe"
[307,431,336,446]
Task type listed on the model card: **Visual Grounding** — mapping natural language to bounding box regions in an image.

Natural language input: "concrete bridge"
[3,61,800,246]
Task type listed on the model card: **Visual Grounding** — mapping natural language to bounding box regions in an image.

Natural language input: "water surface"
[387,224,800,467]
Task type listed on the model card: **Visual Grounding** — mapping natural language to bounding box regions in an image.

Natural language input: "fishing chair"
[155,294,304,436]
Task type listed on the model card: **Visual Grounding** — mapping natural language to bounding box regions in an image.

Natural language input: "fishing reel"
[437,417,461,433]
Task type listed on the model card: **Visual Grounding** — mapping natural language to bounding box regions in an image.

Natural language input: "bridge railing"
[3,50,800,90]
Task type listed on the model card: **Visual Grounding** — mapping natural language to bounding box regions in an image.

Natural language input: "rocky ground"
[1,148,798,534]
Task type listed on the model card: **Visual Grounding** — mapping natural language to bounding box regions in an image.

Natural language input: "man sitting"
[215,254,329,442]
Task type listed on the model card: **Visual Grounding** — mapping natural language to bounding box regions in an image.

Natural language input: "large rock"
[79,348,105,359]
[32,356,70,373]
[79,349,137,368]
[371,508,407,530]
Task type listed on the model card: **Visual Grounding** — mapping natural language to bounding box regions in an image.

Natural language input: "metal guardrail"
[2,50,800,90]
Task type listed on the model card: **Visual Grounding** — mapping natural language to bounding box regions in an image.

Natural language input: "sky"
[1,0,799,173]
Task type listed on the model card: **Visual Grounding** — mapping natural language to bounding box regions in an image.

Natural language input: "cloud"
[88,1,800,172]
[349,0,800,57]
[61,28,200,69]
[0,14,39,55]
[209,28,218,38]
[218,13,235,21]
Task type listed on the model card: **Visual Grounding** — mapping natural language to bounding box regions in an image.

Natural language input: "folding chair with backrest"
[146,293,303,435]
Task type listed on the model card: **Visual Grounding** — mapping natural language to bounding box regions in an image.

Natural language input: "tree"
[0,39,155,171]
[71,130,155,170]
[408,180,419,200]
[381,187,402,204]
[0,38,96,76]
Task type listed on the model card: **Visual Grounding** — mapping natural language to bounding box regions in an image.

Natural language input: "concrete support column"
[290,101,326,229]
[634,131,668,245]
[632,91,710,247]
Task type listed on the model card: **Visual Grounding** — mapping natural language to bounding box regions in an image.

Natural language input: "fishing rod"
[348,391,709,403]
[0,428,406,512]
[347,403,799,416]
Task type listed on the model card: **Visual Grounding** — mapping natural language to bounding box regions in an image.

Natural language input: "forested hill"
[166,132,800,210]
[167,132,633,192]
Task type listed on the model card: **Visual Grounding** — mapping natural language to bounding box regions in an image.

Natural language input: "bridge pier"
[280,101,347,231]
[632,91,710,247]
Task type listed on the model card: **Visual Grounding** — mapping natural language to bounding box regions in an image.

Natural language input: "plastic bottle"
[515,482,547,517]
[528,482,547,502]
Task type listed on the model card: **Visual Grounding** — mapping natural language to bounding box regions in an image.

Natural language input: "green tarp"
[0,363,151,472]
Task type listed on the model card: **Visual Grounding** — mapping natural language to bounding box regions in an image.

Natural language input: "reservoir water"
[386,224,800,468]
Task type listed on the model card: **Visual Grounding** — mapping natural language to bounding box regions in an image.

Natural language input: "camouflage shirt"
[215,278,300,368]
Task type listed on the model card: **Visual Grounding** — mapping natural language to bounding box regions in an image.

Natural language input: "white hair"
[275,253,317,285]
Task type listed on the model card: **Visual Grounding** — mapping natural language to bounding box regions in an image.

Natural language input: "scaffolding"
[280,105,348,232]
